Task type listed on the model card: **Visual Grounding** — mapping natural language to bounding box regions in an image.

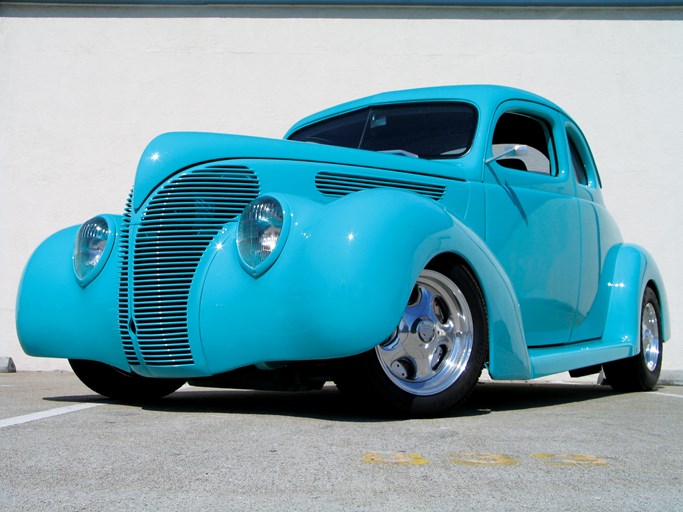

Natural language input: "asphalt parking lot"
[1,372,681,511]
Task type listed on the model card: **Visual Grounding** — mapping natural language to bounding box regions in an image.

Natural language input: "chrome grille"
[315,171,446,201]
[119,164,260,367]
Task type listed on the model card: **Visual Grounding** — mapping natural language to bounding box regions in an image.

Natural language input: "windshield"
[288,102,477,159]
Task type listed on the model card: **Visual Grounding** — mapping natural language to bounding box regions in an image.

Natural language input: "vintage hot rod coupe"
[17,85,670,415]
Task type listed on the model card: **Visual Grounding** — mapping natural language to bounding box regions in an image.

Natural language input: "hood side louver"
[315,171,446,201]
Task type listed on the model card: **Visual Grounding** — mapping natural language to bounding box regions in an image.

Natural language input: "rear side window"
[288,102,478,159]
[568,137,589,186]
[566,123,602,189]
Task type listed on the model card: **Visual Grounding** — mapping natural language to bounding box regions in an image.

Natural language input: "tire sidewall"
[637,288,663,389]
[69,359,185,401]
[602,286,663,392]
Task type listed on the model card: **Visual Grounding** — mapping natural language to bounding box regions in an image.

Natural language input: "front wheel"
[336,264,488,416]
[69,359,185,402]
[603,287,663,392]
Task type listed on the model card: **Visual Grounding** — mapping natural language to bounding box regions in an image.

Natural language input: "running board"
[528,337,637,379]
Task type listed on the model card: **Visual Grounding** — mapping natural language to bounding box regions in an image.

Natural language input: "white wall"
[1,4,682,377]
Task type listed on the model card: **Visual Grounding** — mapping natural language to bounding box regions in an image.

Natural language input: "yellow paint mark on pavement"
[449,452,519,466]
[531,453,608,467]
[363,452,429,465]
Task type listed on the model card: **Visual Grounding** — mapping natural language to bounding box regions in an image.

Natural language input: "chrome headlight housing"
[73,215,115,287]
[237,196,290,277]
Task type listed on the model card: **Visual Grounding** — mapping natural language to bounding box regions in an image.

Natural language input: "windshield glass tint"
[288,102,477,159]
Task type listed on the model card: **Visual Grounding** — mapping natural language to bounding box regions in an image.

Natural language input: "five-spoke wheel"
[335,263,487,416]
[376,269,476,397]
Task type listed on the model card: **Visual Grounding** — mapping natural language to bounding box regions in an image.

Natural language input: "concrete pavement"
[1,371,681,511]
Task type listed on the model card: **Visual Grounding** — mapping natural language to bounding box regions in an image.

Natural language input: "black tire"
[335,263,488,416]
[69,359,185,401]
[603,287,663,392]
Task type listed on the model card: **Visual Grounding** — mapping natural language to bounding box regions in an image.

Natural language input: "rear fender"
[601,244,670,353]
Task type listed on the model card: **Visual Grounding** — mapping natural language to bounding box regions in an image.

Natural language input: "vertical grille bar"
[118,190,138,365]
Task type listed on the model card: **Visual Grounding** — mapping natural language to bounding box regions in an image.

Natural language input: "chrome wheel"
[334,263,486,415]
[376,269,474,396]
[641,302,661,372]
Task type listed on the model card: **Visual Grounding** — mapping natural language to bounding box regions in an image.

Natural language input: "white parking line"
[651,392,683,399]
[0,403,103,429]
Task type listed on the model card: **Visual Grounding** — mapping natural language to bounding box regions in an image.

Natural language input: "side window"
[491,112,555,175]
[568,136,589,186]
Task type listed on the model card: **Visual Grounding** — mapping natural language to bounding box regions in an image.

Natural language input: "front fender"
[198,189,450,373]
[602,244,671,353]
[198,188,531,378]
[16,220,129,370]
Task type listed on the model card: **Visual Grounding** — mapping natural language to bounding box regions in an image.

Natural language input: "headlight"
[73,215,115,287]
[237,196,290,277]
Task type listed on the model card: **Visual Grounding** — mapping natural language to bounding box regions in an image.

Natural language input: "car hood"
[132,132,471,211]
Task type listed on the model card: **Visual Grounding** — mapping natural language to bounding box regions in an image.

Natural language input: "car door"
[564,121,622,343]
[484,101,581,347]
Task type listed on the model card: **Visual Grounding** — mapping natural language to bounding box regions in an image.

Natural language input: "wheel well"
[646,280,660,303]
[426,253,479,289]
[426,252,490,359]
[646,279,666,338]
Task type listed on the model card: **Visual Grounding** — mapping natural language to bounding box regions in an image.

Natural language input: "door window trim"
[487,104,560,178]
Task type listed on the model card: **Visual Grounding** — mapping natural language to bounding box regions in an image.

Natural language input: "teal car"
[16,85,670,415]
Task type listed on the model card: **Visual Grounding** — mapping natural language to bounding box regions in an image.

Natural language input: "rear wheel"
[603,287,662,392]
[336,264,487,416]
[69,359,185,401]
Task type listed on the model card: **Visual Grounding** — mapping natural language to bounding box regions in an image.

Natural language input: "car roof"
[285,84,566,137]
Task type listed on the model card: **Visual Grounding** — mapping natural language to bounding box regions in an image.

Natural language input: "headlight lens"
[73,216,114,286]
[237,196,289,276]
